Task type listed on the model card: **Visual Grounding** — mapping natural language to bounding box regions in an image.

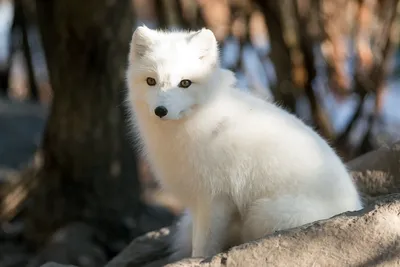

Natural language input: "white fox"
[125,26,363,261]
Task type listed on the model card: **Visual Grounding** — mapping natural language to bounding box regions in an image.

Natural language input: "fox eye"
[146,77,157,86]
[179,79,192,88]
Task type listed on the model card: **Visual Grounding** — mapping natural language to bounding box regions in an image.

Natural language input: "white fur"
[125,26,363,261]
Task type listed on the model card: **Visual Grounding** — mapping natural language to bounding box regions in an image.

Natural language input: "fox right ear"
[188,28,219,67]
[129,26,156,61]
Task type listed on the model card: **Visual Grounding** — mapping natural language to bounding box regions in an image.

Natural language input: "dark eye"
[146,77,156,86]
[179,79,192,88]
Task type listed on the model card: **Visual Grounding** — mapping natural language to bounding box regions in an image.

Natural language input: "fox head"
[126,26,225,121]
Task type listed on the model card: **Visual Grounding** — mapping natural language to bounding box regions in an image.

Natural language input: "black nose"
[154,106,168,118]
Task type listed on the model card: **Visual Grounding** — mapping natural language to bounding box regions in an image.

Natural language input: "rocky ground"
[40,141,400,267]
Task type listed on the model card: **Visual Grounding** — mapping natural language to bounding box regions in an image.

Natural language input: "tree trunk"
[254,0,297,113]
[293,0,334,140]
[0,67,10,96]
[12,0,174,251]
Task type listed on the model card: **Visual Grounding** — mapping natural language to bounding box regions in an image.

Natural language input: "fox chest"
[142,132,233,200]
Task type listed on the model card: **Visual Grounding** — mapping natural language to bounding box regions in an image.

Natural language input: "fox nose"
[154,106,168,118]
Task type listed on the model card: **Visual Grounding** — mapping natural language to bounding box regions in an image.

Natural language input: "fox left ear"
[188,28,219,66]
[129,25,157,61]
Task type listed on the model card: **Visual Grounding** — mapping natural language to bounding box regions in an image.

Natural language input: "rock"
[29,204,175,267]
[167,193,400,266]
[40,263,77,267]
[0,240,31,267]
[105,227,172,267]
[105,194,400,267]
[348,141,400,204]
[105,142,400,267]
[28,222,107,267]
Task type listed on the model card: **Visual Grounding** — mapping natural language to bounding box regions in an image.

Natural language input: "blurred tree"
[0,0,39,99]
[253,0,399,159]
[0,0,13,96]
[0,55,10,96]
[1,0,174,258]
[253,1,297,113]
[14,0,39,100]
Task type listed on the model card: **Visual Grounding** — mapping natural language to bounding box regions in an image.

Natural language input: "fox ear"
[188,28,219,65]
[129,26,156,61]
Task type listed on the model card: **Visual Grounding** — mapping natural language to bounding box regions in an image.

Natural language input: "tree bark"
[11,0,170,250]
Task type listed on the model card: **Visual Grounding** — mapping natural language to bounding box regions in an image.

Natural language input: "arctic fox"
[125,26,363,261]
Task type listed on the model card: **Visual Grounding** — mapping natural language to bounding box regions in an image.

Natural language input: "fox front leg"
[191,195,235,258]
